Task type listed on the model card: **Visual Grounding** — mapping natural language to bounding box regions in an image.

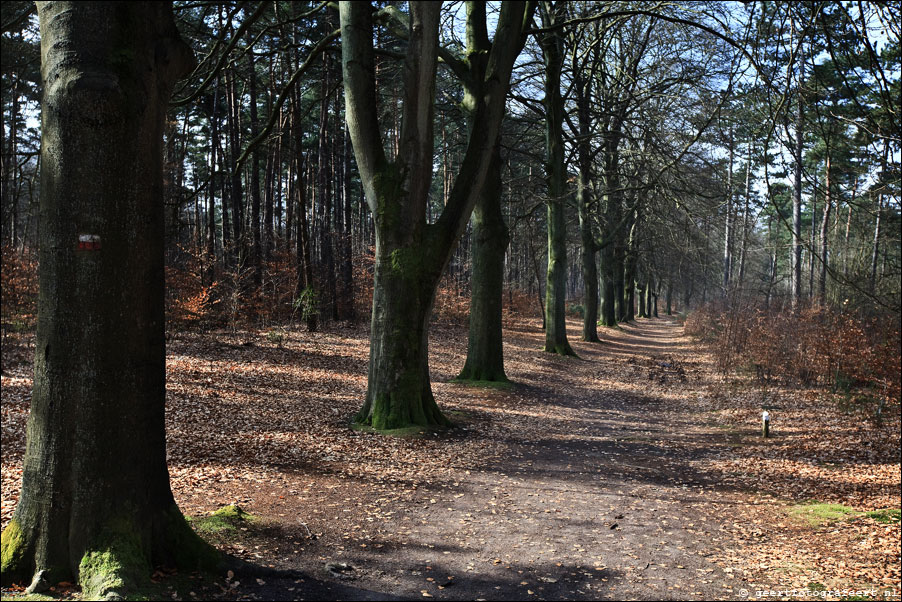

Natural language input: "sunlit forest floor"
[2,316,899,601]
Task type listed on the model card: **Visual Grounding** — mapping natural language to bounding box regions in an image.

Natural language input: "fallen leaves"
[1,315,898,601]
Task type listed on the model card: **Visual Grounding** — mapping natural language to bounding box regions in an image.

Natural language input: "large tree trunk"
[355,238,450,429]
[458,144,510,382]
[626,276,636,321]
[458,1,515,382]
[580,231,600,341]
[0,4,216,599]
[614,245,626,322]
[623,215,638,322]
[342,1,531,429]
[665,282,673,315]
[646,275,654,318]
[540,2,575,356]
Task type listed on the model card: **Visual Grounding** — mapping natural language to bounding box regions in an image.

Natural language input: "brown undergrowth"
[684,306,901,600]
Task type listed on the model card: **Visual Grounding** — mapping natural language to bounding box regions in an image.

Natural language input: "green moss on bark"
[357,390,452,433]
[389,247,427,282]
[78,518,149,600]
[74,507,221,599]
[545,342,578,357]
[372,166,404,230]
[1,518,30,584]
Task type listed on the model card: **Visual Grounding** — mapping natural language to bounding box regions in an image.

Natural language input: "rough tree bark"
[0,3,217,599]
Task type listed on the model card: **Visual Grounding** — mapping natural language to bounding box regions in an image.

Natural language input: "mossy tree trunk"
[539,1,575,356]
[342,1,531,429]
[355,235,450,429]
[0,3,215,599]
[459,144,510,382]
[458,1,529,383]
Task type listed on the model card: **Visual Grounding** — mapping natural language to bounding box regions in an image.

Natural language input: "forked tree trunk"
[0,4,216,599]
[342,2,530,429]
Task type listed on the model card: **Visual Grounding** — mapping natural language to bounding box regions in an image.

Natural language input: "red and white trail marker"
[77,234,101,251]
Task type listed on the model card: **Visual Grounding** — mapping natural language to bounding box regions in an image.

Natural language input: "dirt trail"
[1,316,762,600]
[4,313,898,601]
[216,317,751,601]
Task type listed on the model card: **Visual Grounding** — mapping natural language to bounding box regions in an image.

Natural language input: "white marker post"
[762,410,770,438]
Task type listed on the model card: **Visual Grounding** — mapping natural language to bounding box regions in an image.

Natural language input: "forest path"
[209,316,751,601]
[1,316,755,601]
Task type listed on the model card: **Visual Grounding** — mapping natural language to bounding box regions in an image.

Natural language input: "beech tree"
[0,3,217,598]
[456,1,535,383]
[341,0,530,429]
[538,0,576,356]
